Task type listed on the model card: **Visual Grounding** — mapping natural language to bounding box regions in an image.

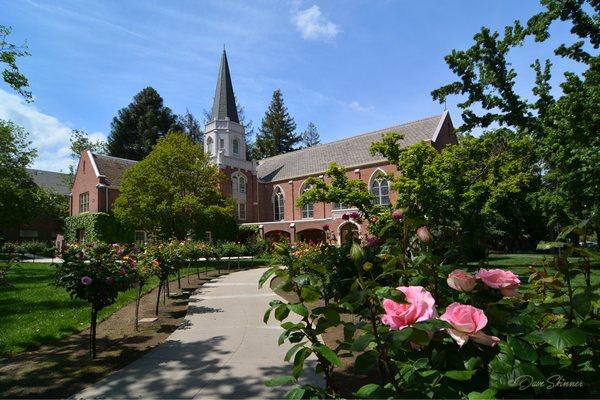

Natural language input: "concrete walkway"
[77,267,322,399]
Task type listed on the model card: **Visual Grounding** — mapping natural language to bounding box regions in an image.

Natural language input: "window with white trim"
[370,173,390,206]
[232,173,246,195]
[333,203,347,210]
[233,138,240,155]
[219,138,224,149]
[273,187,284,221]
[300,183,314,219]
[79,192,89,213]
[237,202,246,220]
[134,230,147,243]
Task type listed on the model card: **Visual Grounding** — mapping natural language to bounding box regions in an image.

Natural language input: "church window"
[273,186,284,221]
[233,138,240,155]
[237,202,246,220]
[370,171,390,206]
[300,182,314,219]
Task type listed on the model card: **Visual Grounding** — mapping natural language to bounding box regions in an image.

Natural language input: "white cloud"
[0,89,105,172]
[292,5,341,41]
[348,100,374,113]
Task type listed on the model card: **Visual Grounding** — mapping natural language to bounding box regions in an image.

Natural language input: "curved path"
[77,267,322,399]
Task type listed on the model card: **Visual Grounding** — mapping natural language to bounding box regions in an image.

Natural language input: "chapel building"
[70,50,458,245]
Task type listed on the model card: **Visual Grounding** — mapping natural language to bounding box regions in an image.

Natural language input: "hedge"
[64,213,134,243]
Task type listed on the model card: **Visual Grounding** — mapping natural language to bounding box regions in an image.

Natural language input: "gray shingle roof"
[26,168,70,196]
[256,114,444,182]
[93,154,137,188]
[211,50,239,123]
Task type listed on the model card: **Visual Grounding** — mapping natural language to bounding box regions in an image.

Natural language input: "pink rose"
[381,286,437,330]
[440,303,500,347]
[475,268,520,297]
[447,269,476,292]
[416,226,432,243]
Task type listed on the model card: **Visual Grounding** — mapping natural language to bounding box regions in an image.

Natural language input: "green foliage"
[0,25,32,102]
[263,209,599,398]
[252,89,300,159]
[371,129,543,258]
[107,87,182,160]
[300,122,320,148]
[431,0,600,238]
[113,131,235,240]
[64,212,134,244]
[178,109,204,144]
[297,163,375,217]
[0,120,67,230]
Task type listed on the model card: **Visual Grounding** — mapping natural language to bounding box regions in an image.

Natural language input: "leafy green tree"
[431,0,600,239]
[252,89,300,159]
[0,119,37,228]
[178,109,203,144]
[113,131,235,239]
[301,122,320,147]
[70,129,106,161]
[370,130,542,258]
[0,25,32,102]
[107,87,182,160]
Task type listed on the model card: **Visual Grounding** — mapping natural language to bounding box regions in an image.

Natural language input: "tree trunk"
[90,306,98,359]
[155,280,162,316]
[135,283,142,331]
[177,269,181,289]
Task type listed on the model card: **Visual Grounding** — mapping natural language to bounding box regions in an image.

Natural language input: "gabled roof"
[256,113,447,182]
[92,153,137,188]
[211,50,239,123]
[26,168,70,196]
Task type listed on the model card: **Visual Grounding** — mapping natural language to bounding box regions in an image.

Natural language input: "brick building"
[1,169,70,242]
[70,50,457,244]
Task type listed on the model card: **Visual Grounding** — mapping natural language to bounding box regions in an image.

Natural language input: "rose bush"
[262,208,599,399]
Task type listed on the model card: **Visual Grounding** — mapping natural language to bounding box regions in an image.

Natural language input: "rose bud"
[391,209,404,222]
[447,269,476,292]
[416,226,432,243]
[475,269,520,297]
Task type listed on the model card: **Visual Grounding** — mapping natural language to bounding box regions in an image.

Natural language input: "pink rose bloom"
[440,303,500,347]
[416,226,432,243]
[475,268,520,297]
[342,213,350,220]
[447,269,476,292]
[381,286,437,330]
[350,211,361,220]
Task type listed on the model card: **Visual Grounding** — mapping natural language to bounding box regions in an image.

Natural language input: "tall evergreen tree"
[107,87,182,160]
[178,109,203,144]
[301,122,320,147]
[252,89,300,159]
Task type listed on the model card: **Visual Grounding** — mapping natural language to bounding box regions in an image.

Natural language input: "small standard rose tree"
[57,243,137,358]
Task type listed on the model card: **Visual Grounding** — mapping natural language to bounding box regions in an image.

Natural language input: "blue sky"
[1,0,583,172]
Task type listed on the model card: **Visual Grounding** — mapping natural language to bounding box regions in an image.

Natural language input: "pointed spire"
[211,49,239,123]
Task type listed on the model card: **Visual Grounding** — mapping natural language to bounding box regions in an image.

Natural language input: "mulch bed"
[0,268,245,399]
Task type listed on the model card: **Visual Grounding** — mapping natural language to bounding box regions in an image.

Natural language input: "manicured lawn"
[468,253,600,288]
[0,259,267,357]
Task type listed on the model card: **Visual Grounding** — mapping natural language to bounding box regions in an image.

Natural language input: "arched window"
[232,172,246,195]
[300,182,314,219]
[273,186,285,221]
[231,172,248,197]
[206,137,213,155]
[233,138,240,155]
[370,171,390,205]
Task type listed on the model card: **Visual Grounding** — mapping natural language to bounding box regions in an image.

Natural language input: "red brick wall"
[70,151,101,216]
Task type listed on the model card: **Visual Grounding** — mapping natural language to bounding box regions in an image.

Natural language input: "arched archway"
[339,221,359,245]
[264,230,291,243]
[297,229,326,244]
